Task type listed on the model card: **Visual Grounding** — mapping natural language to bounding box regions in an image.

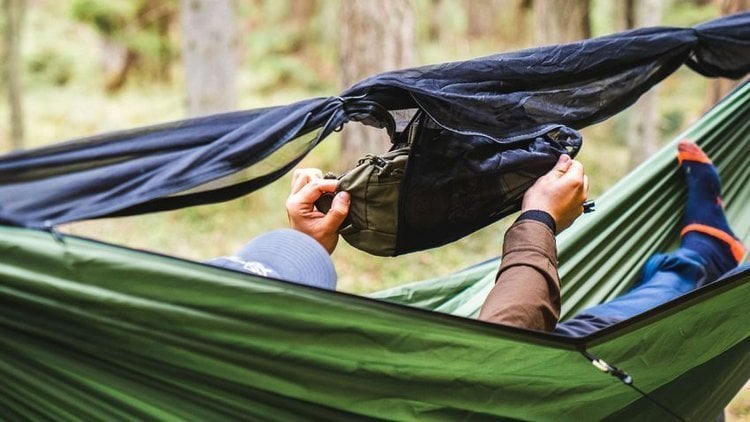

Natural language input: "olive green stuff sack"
[336,147,409,257]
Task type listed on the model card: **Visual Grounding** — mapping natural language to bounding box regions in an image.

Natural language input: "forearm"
[478,219,561,331]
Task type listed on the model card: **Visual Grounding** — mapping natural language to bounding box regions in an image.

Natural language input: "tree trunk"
[288,0,317,25]
[136,0,178,82]
[180,0,238,117]
[626,0,664,169]
[102,43,137,93]
[466,0,496,39]
[707,0,750,106]
[286,0,318,53]
[338,0,415,169]
[428,0,444,41]
[3,0,25,151]
[533,0,590,45]
[614,0,636,32]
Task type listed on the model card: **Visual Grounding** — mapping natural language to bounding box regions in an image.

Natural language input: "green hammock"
[1,83,749,420]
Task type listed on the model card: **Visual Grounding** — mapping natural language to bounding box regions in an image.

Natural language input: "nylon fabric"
[0,224,748,420]
[1,13,749,231]
[337,146,410,256]
[394,119,580,255]
[374,82,750,319]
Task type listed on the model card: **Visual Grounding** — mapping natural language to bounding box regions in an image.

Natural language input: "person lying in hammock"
[211,140,745,337]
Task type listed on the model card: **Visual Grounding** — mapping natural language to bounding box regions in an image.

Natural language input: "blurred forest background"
[1,0,749,417]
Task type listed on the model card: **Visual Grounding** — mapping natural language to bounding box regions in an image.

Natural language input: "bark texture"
[3,0,25,151]
[707,0,750,106]
[180,0,238,117]
[338,0,415,170]
[626,0,664,168]
[533,0,590,45]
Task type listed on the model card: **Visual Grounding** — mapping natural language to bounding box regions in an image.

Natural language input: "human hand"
[522,155,589,234]
[286,168,350,254]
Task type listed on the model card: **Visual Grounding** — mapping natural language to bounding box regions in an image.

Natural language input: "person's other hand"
[286,168,350,254]
[522,155,589,233]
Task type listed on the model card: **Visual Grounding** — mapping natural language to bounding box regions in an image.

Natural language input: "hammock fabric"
[1,14,750,421]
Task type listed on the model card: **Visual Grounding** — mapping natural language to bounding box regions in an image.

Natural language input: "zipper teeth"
[340,146,410,182]
[393,112,426,256]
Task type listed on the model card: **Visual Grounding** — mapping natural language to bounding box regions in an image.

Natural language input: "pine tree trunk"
[428,0,444,41]
[466,0,496,39]
[533,0,590,45]
[289,0,317,26]
[626,0,663,169]
[287,0,318,53]
[707,0,750,106]
[3,0,25,151]
[338,0,415,170]
[614,0,636,31]
[180,0,238,117]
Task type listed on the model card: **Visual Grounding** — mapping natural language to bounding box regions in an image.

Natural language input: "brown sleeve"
[478,219,561,332]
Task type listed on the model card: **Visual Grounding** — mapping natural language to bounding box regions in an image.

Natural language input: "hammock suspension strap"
[580,350,686,422]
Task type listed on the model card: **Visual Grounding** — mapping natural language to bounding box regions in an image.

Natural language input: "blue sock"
[678,140,744,281]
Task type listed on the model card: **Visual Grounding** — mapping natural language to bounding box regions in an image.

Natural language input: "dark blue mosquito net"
[0,12,748,254]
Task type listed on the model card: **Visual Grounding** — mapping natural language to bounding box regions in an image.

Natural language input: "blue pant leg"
[715,263,750,280]
[555,248,710,337]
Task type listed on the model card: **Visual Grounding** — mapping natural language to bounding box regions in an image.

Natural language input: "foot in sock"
[677,139,745,277]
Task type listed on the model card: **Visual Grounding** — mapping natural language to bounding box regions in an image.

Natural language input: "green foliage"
[26,49,75,87]
[661,109,686,139]
[666,0,717,26]
[240,1,338,94]
[69,0,177,89]
[70,0,134,36]
[127,28,170,61]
